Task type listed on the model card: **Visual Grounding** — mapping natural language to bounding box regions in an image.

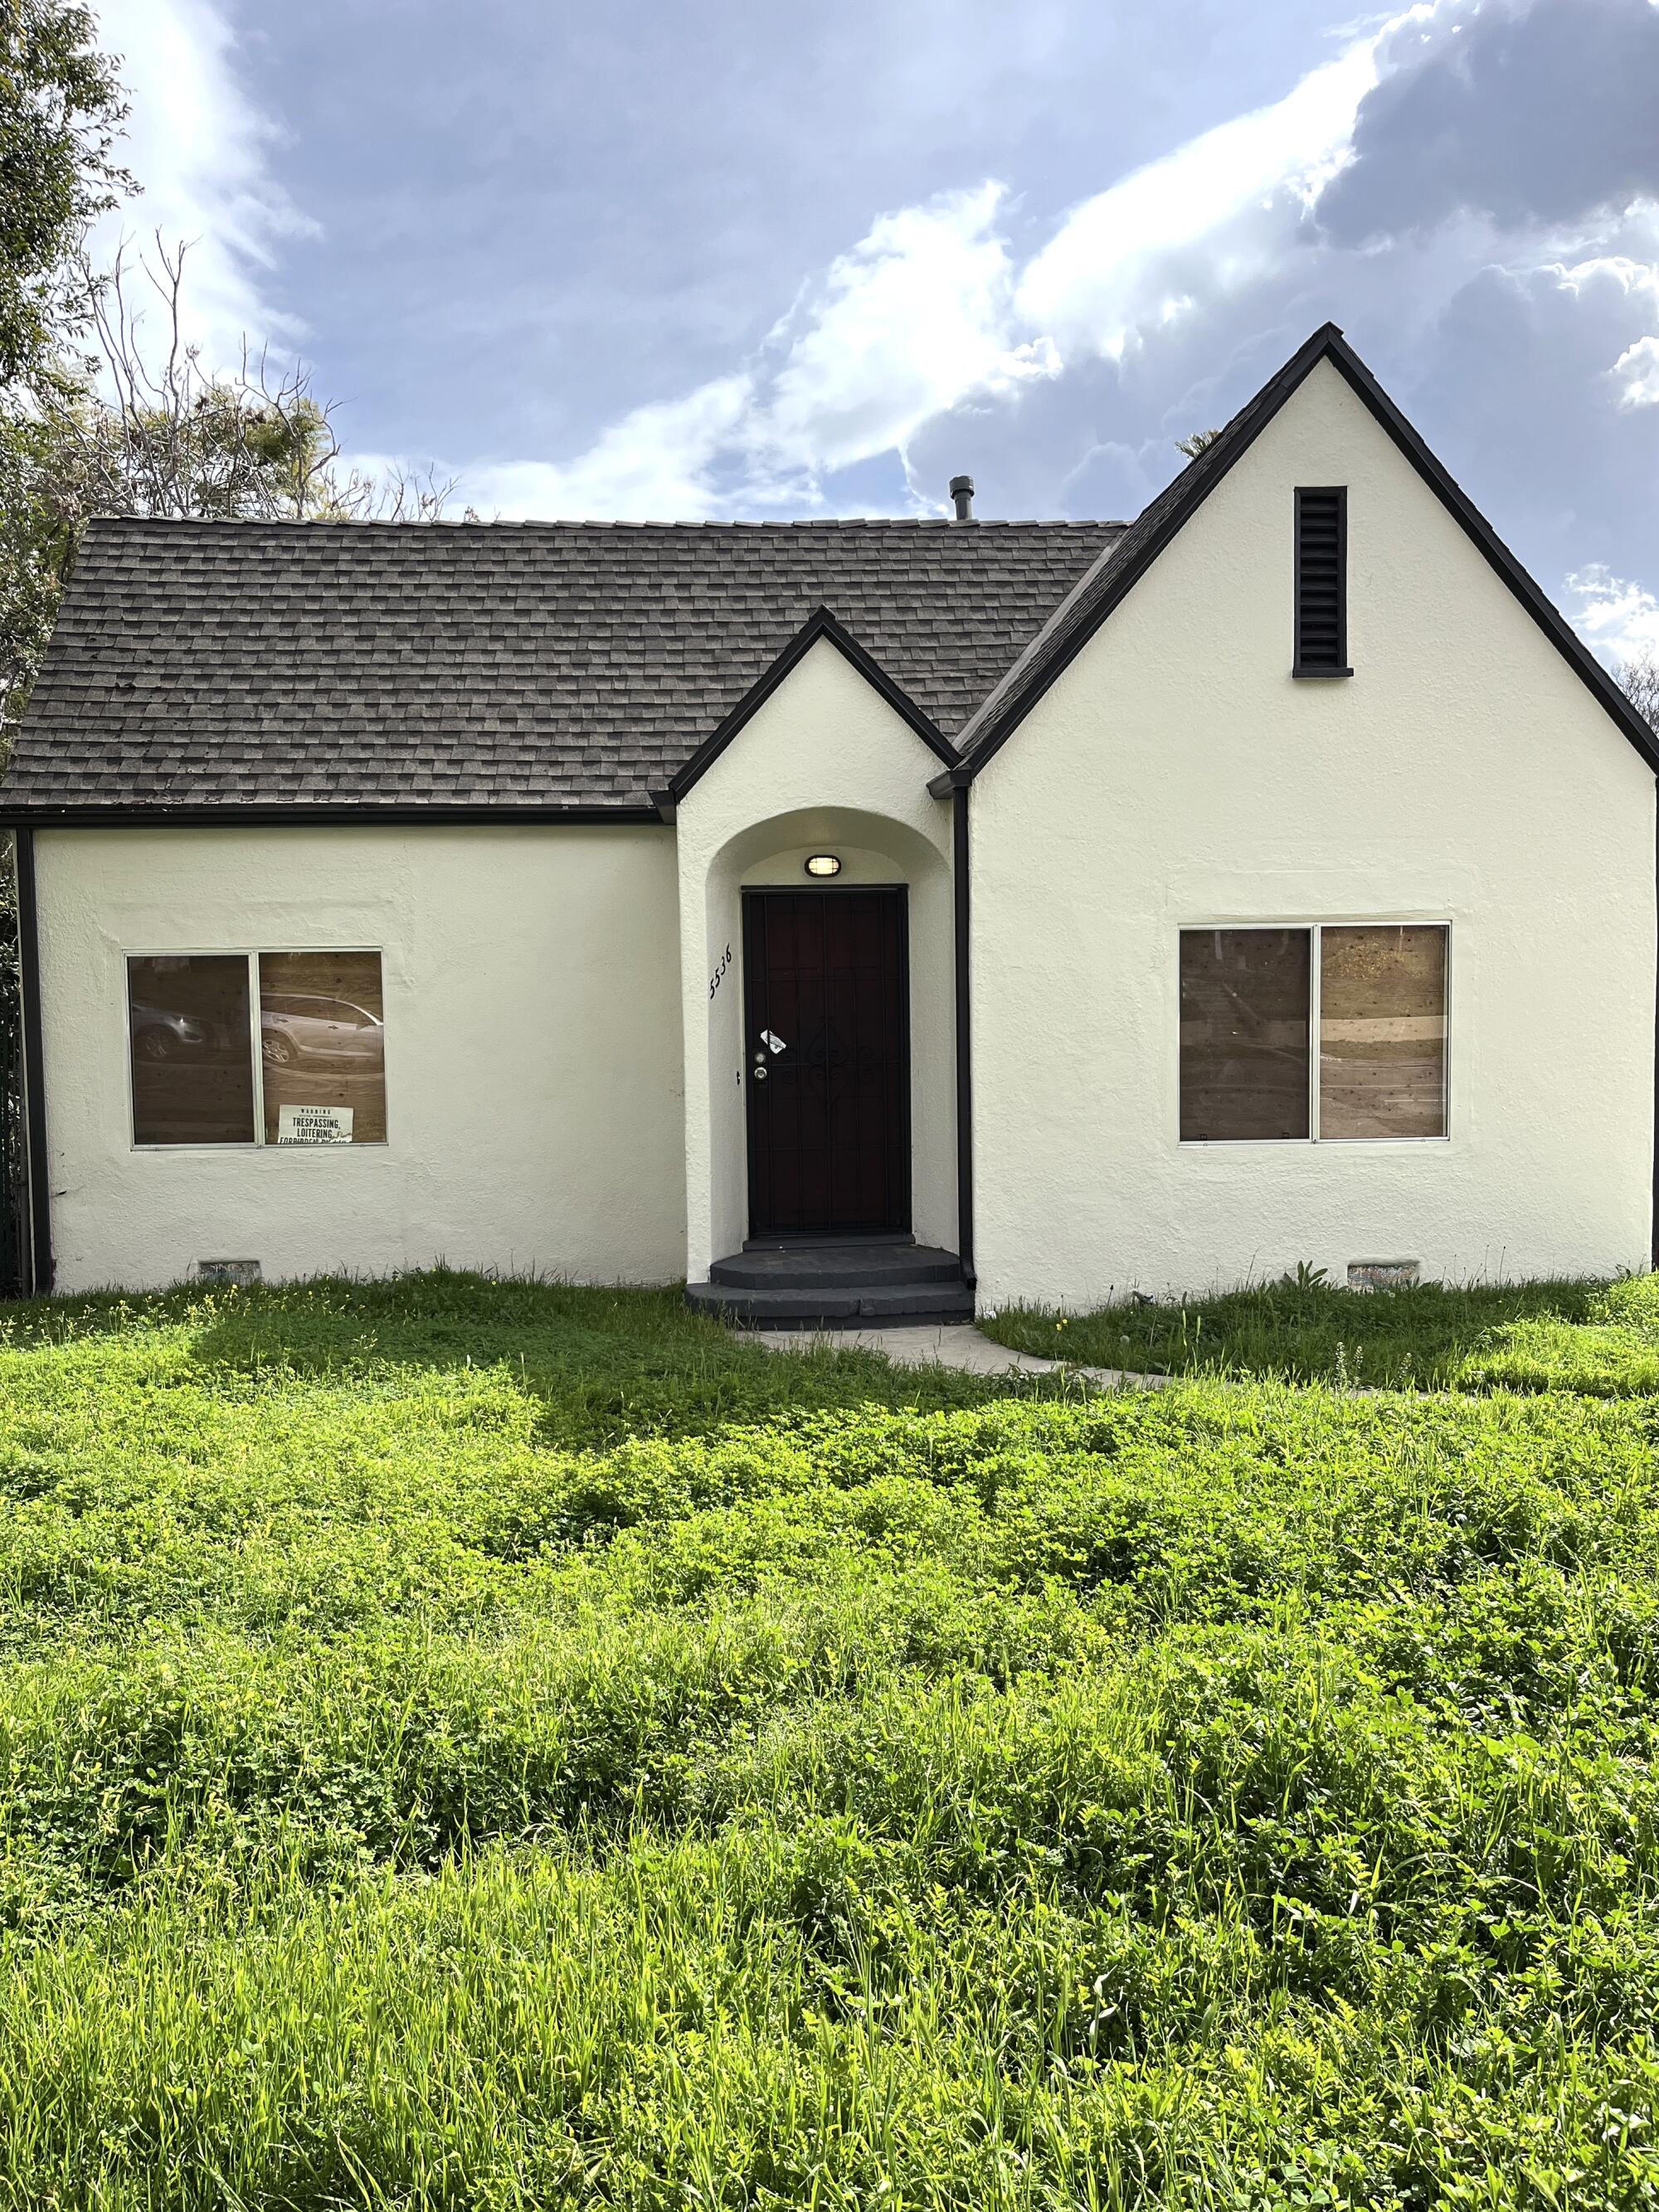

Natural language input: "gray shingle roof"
[1,514,1124,814]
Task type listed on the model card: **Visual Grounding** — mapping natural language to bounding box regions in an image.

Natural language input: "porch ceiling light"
[804,853,842,878]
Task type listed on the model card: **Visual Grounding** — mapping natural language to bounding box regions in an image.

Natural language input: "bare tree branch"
[1614,645,1659,733]
[0,233,460,735]
[41,236,455,523]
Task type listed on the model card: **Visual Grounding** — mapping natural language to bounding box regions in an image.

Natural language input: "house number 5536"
[708,942,732,999]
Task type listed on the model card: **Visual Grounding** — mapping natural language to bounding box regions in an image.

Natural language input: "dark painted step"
[685,1277,974,1329]
[711,1242,962,1291]
[688,1239,973,1328]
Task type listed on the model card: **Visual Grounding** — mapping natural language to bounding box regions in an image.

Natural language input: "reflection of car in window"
[260,995,383,1069]
[130,1004,221,1061]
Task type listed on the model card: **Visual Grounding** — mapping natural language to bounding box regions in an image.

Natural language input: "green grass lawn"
[982,1269,1659,1393]
[1,1270,1657,2205]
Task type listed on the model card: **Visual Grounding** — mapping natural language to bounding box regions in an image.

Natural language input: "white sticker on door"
[761,1030,786,1054]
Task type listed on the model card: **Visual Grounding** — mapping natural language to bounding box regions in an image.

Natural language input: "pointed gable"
[952,324,1658,777]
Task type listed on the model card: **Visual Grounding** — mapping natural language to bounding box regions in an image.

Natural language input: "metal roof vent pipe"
[949,474,975,523]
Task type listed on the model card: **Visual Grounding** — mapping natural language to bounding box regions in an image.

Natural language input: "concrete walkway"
[748,1319,1173,1391]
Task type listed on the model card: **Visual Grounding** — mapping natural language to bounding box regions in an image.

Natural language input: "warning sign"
[276,1104,354,1145]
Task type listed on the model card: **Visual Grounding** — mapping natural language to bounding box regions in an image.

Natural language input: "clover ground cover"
[0,1272,1655,2206]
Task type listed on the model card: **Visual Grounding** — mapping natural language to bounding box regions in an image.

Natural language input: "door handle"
[752,1065,768,1082]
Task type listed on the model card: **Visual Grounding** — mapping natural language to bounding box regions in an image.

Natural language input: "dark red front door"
[742,888,910,1238]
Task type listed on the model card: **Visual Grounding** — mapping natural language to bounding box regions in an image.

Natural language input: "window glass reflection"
[258,951,386,1143]
[128,955,256,1145]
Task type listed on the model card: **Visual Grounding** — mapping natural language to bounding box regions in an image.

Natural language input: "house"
[2,323,1655,1321]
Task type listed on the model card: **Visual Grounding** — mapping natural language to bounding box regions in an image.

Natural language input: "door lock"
[752,1065,768,1082]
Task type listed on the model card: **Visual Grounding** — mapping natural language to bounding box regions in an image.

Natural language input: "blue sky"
[96,0,1659,659]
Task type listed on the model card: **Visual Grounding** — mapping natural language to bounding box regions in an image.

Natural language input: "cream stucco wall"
[674,636,956,1281]
[35,824,685,1291]
[971,357,1656,1306]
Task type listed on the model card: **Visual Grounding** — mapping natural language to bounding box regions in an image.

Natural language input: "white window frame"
[124,946,388,1151]
[1175,920,1452,1146]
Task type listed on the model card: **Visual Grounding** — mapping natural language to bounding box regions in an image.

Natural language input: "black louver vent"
[1294,487,1348,674]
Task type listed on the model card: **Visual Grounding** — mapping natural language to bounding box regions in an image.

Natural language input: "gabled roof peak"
[667,605,954,804]
[952,320,1657,775]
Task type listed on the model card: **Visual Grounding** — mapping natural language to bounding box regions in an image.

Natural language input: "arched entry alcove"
[682,804,956,1284]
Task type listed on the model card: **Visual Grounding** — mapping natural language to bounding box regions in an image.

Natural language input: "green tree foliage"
[0,14,450,732]
[0,237,450,728]
[54,237,449,528]
[0,0,123,732]
[0,0,128,386]
[0,404,71,725]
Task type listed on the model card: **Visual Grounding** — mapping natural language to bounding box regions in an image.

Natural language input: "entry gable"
[664,605,956,811]
[950,323,1659,779]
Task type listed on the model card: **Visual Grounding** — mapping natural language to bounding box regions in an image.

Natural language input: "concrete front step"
[685,1277,975,1329]
[710,1242,963,1291]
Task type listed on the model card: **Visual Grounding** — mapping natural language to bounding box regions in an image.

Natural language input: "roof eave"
[0,801,670,829]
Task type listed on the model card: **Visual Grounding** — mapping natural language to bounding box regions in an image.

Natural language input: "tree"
[0,9,451,729]
[45,237,452,524]
[0,241,454,728]
[0,0,129,386]
[1614,645,1659,732]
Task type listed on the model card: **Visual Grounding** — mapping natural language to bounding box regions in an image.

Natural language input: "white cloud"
[92,0,1659,654]
[755,184,1056,476]
[1543,251,1659,406]
[88,0,308,362]
[1014,33,1384,354]
[467,375,754,520]
[460,184,1058,518]
[1565,564,1659,662]
[1613,333,1659,406]
[454,19,1408,518]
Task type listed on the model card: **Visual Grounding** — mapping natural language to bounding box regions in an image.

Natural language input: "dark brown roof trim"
[668,605,956,803]
[0,803,668,829]
[956,322,1659,777]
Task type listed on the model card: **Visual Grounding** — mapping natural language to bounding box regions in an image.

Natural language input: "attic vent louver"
[1293,486,1350,677]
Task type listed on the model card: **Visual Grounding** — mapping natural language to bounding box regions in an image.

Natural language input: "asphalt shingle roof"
[1,515,1124,813]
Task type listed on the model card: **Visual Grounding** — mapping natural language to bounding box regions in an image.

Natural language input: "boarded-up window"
[1319,925,1447,1139]
[258,951,386,1143]
[128,955,256,1145]
[1179,929,1311,1140]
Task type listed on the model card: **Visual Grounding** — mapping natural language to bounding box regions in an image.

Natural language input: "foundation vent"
[1347,1259,1419,1291]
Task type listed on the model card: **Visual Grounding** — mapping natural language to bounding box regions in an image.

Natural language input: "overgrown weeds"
[0,1271,1656,2203]
[983,1271,1659,1393]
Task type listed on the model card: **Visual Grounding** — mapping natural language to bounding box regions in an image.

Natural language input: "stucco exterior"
[33,824,685,1292]
[969,357,1656,1306]
[673,634,956,1283]
[17,348,1658,1312]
